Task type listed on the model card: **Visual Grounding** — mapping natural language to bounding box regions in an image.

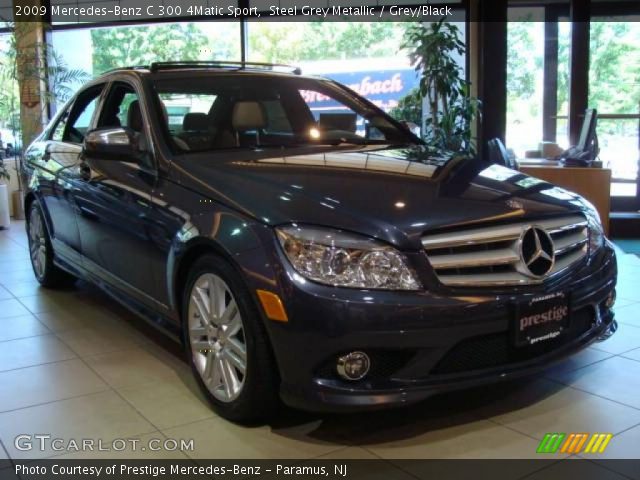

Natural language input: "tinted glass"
[151,75,418,152]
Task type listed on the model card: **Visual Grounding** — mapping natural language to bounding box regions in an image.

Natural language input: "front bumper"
[266,244,617,412]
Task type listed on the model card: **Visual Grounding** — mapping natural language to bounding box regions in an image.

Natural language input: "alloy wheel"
[29,207,47,280]
[188,273,247,403]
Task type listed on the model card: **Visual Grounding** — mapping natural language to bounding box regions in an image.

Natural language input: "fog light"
[605,290,616,309]
[336,351,370,381]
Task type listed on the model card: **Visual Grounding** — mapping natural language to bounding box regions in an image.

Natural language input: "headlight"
[276,225,422,291]
[582,199,604,254]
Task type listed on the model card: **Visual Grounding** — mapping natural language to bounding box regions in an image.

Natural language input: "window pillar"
[542,7,560,142]
[568,0,590,145]
[477,0,508,159]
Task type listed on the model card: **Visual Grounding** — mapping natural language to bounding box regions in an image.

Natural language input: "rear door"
[28,84,105,266]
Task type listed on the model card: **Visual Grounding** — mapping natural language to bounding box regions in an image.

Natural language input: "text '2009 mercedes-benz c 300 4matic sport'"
[21,61,617,422]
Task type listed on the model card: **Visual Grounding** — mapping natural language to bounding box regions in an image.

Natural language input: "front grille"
[431,306,594,375]
[422,215,588,287]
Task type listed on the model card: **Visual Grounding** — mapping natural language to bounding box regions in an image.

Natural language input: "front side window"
[50,85,103,143]
[152,75,418,152]
[50,108,69,142]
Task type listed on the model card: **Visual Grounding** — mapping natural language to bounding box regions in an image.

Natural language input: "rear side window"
[97,82,143,130]
[262,100,293,134]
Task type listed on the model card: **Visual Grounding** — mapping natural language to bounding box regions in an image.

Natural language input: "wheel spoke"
[224,349,246,375]
[211,355,223,389]
[220,357,240,398]
[220,314,242,342]
[28,210,47,279]
[188,273,246,403]
[190,325,206,337]
[202,351,215,381]
[192,286,211,325]
[209,276,225,320]
[37,248,46,269]
[219,299,238,325]
[191,339,210,352]
[227,337,246,362]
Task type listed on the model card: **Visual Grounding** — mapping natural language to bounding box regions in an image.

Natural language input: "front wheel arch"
[172,239,243,322]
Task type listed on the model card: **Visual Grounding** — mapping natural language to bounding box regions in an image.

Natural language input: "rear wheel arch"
[24,192,52,236]
[24,191,36,214]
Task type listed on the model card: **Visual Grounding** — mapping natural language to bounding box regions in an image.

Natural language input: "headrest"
[232,101,266,131]
[127,100,143,132]
[183,112,209,131]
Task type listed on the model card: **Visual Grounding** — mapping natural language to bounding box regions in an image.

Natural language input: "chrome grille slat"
[554,233,588,255]
[547,221,588,235]
[421,225,522,250]
[428,248,520,269]
[437,272,539,287]
[423,215,589,287]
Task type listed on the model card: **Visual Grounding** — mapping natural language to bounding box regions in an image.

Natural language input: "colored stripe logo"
[537,433,613,454]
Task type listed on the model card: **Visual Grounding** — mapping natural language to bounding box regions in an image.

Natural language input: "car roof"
[92,61,316,83]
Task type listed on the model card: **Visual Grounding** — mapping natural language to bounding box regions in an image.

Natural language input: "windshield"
[151,74,419,152]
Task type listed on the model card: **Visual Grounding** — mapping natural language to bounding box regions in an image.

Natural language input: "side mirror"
[83,127,143,163]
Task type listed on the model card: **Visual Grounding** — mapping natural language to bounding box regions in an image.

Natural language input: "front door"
[73,81,159,304]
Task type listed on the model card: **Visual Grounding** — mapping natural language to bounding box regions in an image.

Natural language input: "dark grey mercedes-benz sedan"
[21,61,617,422]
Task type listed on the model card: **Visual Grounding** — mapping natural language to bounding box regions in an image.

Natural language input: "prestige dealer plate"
[515,292,570,347]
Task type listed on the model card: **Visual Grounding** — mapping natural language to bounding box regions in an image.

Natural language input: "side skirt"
[52,239,182,342]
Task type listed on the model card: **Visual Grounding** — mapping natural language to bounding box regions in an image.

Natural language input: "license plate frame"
[514,292,571,347]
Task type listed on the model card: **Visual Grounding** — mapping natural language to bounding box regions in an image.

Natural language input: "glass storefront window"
[506,8,545,158]
[247,20,465,120]
[51,21,241,78]
[588,20,640,198]
[47,16,467,145]
[0,32,20,148]
[247,22,413,113]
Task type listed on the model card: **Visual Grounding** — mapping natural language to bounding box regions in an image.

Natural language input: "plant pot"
[0,183,10,229]
[12,189,25,220]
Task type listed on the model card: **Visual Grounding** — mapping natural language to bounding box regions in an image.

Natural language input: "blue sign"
[306,69,419,112]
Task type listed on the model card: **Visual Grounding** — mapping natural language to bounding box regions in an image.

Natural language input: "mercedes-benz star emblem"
[519,227,555,278]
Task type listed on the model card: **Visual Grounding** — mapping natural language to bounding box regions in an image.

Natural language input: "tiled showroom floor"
[2,220,640,476]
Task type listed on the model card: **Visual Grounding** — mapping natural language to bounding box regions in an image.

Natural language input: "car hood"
[170,145,588,250]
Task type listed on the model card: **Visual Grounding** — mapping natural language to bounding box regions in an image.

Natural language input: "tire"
[27,202,76,288]
[181,254,279,423]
